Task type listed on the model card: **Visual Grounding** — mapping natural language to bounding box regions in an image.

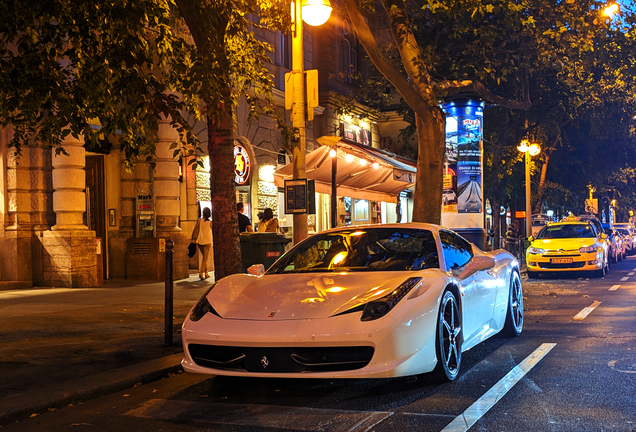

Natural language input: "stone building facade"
[0,7,416,288]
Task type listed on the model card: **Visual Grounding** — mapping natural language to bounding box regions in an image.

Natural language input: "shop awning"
[274,139,416,203]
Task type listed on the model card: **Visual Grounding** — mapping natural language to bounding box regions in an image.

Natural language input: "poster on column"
[443,116,458,213]
[456,115,482,213]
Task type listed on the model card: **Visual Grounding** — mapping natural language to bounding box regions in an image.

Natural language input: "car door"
[440,230,497,343]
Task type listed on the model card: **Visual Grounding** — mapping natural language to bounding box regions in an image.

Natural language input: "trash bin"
[240,232,292,271]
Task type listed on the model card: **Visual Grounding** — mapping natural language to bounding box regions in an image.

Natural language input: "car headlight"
[361,277,421,322]
[189,283,220,322]
[579,245,599,253]
[527,246,544,254]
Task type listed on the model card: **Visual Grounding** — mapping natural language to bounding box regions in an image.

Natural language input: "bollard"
[164,238,174,346]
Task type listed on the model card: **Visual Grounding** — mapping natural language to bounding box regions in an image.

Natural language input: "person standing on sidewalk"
[258,208,279,233]
[237,202,253,233]
[505,220,521,258]
[191,207,213,280]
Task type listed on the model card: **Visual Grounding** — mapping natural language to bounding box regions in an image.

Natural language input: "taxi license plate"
[551,258,573,264]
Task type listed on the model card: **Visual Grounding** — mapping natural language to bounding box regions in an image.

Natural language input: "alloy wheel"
[440,293,461,378]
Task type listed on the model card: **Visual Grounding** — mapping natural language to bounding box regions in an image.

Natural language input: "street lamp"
[603,3,619,17]
[517,139,540,238]
[290,0,332,244]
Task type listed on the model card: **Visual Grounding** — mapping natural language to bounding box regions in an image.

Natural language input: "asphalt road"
[5,258,636,432]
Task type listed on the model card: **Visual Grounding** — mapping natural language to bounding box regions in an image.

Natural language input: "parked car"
[602,224,625,263]
[182,223,524,381]
[577,213,604,238]
[531,214,551,237]
[527,216,610,278]
[615,223,636,255]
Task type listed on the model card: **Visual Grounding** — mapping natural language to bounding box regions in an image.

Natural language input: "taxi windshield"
[536,224,596,239]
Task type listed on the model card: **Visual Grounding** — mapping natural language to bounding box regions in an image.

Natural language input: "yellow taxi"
[526,216,610,278]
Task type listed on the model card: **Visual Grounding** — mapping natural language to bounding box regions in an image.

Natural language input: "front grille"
[538,261,586,269]
[188,344,375,373]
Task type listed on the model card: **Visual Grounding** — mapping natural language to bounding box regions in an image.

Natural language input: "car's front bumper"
[526,250,603,273]
[181,301,440,379]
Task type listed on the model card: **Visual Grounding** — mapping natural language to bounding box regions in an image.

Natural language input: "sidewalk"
[0,275,212,426]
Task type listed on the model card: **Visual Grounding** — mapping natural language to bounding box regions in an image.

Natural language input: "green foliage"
[0,0,203,169]
[0,0,291,169]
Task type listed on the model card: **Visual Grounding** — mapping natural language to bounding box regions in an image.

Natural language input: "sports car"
[181,223,523,381]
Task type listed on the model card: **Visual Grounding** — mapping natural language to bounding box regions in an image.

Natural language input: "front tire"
[428,290,462,383]
[502,272,523,337]
[526,270,537,279]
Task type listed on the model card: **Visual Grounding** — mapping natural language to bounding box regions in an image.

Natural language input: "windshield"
[617,229,631,236]
[536,224,596,239]
[267,228,439,274]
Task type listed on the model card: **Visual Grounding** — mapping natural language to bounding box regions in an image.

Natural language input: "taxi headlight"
[528,246,544,254]
[579,245,598,253]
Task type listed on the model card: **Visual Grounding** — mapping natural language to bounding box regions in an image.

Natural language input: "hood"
[207,270,441,320]
[531,238,597,251]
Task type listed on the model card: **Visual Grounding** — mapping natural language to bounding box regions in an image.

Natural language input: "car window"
[267,228,440,274]
[536,224,596,239]
[439,230,473,271]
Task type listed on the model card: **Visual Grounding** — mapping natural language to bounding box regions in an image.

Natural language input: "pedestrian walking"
[258,208,280,233]
[237,202,253,233]
[505,220,521,258]
[191,207,213,280]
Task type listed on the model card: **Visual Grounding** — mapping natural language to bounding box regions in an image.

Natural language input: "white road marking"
[629,272,635,276]
[440,343,557,432]
[609,285,621,291]
[621,277,630,281]
[574,301,602,320]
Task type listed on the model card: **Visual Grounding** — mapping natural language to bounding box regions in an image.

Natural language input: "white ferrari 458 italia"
[181,223,523,381]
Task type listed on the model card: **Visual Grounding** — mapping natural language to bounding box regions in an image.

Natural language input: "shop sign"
[234,144,251,185]
[393,168,414,183]
[515,211,526,218]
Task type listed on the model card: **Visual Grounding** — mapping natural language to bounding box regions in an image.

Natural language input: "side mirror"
[458,255,495,280]
[528,235,534,242]
[600,233,608,240]
[247,264,265,276]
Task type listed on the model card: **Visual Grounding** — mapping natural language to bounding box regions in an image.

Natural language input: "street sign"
[284,179,308,214]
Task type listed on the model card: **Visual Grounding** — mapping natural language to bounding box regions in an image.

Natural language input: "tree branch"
[342,0,434,116]
[436,79,532,110]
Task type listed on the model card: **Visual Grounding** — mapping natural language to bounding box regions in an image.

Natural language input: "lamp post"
[517,139,540,238]
[290,0,332,244]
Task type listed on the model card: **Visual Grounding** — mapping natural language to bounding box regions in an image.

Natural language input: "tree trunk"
[412,109,446,223]
[176,0,242,279]
[208,108,243,279]
[490,196,502,250]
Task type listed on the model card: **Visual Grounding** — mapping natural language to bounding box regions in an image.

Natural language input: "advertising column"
[441,97,486,247]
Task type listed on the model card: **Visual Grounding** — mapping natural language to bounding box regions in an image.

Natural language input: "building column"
[41,134,98,287]
[154,118,188,279]
[0,132,53,286]
[154,119,181,235]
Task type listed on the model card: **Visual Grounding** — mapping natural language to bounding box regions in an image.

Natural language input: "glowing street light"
[603,3,619,17]
[518,139,541,237]
[301,0,333,26]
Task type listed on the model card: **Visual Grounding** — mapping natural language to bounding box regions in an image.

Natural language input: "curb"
[0,353,183,426]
